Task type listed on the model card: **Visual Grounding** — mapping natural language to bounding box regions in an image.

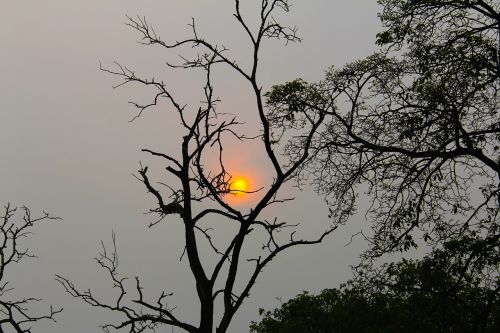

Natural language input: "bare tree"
[0,204,62,332]
[56,1,346,333]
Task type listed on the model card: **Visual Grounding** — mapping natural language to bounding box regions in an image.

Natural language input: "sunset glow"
[230,176,250,196]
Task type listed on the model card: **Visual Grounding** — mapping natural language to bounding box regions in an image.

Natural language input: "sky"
[0,1,381,332]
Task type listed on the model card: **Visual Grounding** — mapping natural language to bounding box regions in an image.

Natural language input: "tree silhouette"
[0,204,61,332]
[56,1,345,333]
[266,0,500,281]
[251,242,500,333]
[263,3,500,330]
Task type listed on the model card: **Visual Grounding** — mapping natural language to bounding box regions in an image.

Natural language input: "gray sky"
[0,1,381,332]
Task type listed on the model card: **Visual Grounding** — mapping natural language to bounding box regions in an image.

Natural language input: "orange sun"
[230,176,250,196]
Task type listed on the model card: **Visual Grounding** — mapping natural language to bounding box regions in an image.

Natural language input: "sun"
[224,171,258,204]
[230,176,249,196]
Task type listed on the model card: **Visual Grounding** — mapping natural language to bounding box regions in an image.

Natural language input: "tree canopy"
[250,243,500,333]
[267,0,500,262]
[265,2,500,329]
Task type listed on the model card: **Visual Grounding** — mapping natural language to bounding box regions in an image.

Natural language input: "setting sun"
[230,176,249,196]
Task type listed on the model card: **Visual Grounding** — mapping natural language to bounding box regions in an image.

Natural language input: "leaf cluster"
[251,241,500,333]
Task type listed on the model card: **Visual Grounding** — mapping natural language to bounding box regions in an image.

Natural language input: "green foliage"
[265,78,327,136]
[265,78,309,116]
[266,0,500,261]
[250,290,338,333]
[259,2,500,331]
[251,244,500,333]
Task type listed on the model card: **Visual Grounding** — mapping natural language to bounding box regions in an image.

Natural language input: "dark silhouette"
[251,242,500,333]
[266,0,500,300]
[263,3,500,331]
[0,204,61,332]
[56,1,343,332]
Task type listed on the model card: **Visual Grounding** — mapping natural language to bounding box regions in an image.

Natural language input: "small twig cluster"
[0,204,62,332]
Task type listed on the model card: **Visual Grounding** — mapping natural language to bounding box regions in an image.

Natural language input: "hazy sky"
[0,1,381,332]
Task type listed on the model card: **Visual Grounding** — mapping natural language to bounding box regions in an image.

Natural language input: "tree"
[250,243,500,333]
[267,0,500,270]
[264,2,500,329]
[56,1,344,333]
[0,204,61,332]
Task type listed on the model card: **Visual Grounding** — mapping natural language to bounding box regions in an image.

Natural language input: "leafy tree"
[264,3,500,331]
[250,243,500,333]
[0,204,61,332]
[56,1,343,333]
[267,0,500,266]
